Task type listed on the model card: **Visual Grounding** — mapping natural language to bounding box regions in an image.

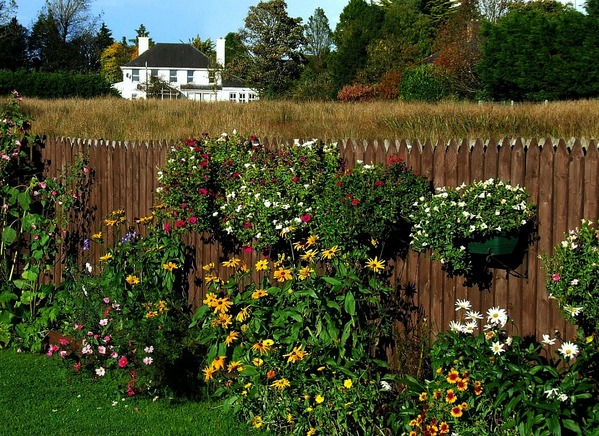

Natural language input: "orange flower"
[456,379,468,391]
[283,345,308,363]
[450,405,463,418]
[446,368,460,384]
[225,330,239,346]
[474,380,483,396]
[445,389,457,404]
[439,422,450,434]
[418,392,428,402]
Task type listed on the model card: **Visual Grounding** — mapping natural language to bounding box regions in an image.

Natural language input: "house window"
[239,93,246,102]
[169,70,177,83]
[132,69,140,82]
[208,70,215,84]
[229,93,237,102]
[187,70,194,83]
[248,93,256,102]
[151,69,158,78]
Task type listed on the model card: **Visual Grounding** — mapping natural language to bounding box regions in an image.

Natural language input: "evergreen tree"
[330,0,385,90]
[0,17,28,70]
[478,1,599,100]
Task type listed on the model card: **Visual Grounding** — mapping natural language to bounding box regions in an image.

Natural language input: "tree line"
[2,0,599,101]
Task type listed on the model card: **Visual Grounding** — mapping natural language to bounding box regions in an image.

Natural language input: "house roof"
[125,43,210,69]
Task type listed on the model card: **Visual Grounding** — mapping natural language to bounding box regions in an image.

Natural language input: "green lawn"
[0,349,259,436]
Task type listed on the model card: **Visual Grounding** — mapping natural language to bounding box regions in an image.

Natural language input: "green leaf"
[326,300,341,312]
[322,276,342,286]
[340,321,351,347]
[17,192,30,211]
[12,280,27,290]
[21,269,39,282]
[562,419,581,433]
[2,227,17,245]
[0,292,18,303]
[344,291,356,316]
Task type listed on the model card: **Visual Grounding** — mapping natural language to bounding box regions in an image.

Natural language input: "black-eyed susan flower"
[283,345,308,363]
[252,339,274,354]
[306,234,319,246]
[202,262,215,272]
[255,259,269,271]
[273,267,293,282]
[225,330,239,346]
[365,256,385,273]
[321,245,339,260]
[271,378,291,390]
[236,306,250,322]
[202,366,215,381]
[222,257,241,268]
[126,275,140,285]
[298,266,314,280]
[210,356,226,371]
[162,261,178,271]
[213,296,233,314]
[300,250,317,262]
[99,253,112,261]
[251,288,269,299]
[227,360,244,373]
[251,416,263,429]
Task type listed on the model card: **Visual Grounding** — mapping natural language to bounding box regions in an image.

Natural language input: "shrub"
[50,211,196,397]
[398,64,453,103]
[190,239,396,434]
[0,91,89,351]
[542,219,599,336]
[337,83,378,102]
[390,299,599,435]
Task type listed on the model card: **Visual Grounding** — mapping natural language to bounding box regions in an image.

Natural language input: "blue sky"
[15,1,348,43]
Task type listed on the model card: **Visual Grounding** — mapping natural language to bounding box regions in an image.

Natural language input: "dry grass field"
[22,97,599,142]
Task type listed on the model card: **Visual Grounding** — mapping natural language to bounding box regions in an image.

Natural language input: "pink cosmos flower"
[95,367,106,377]
[301,214,312,223]
[187,216,197,224]
[552,273,561,282]
[98,346,106,354]
[243,246,253,253]
[75,323,83,330]
[59,351,67,359]
[104,335,111,343]
[58,338,69,346]
[99,318,108,326]
[143,357,153,365]
[73,362,81,372]
[103,297,110,304]
[144,346,154,353]
[40,181,46,189]
[118,356,128,368]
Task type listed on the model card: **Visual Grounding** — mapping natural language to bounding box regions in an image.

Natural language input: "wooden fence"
[41,137,599,340]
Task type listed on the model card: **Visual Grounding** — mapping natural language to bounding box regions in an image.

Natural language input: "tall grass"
[21,97,599,142]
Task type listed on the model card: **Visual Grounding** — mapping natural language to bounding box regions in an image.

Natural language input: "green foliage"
[409,178,536,276]
[0,91,89,351]
[156,135,431,262]
[390,301,599,435]
[478,1,599,101]
[0,70,116,98]
[542,219,599,336]
[399,64,453,102]
[52,212,195,397]
[330,0,385,90]
[190,243,396,434]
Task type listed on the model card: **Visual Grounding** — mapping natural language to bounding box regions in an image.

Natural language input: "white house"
[113,37,258,102]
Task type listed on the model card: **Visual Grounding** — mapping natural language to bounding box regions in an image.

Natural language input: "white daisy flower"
[490,341,505,355]
[465,310,483,321]
[541,334,556,346]
[558,341,579,359]
[455,299,472,311]
[486,307,508,327]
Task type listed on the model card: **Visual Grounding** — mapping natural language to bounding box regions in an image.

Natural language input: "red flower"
[267,369,276,379]
[187,216,197,224]
[552,273,560,282]
[58,338,69,346]
[118,356,128,368]
[292,176,299,183]
[73,362,81,372]
[243,246,253,253]
[301,214,312,223]
[200,160,208,168]
[164,223,170,233]
[387,155,403,165]
[176,219,185,228]
[243,221,252,229]
[351,199,360,206]
[198,188,208,196]
[374,180,385,187]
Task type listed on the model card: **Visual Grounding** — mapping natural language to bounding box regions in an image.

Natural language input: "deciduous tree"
[235,0,306,98]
